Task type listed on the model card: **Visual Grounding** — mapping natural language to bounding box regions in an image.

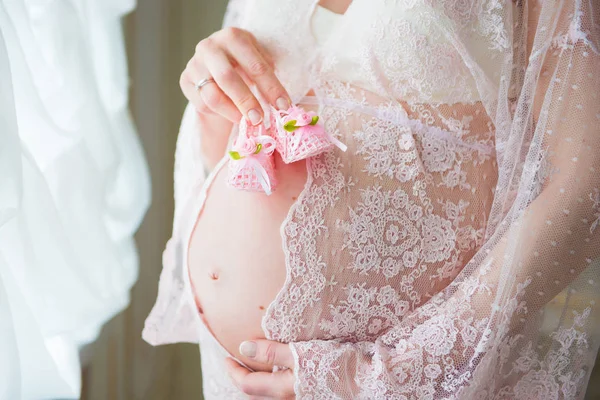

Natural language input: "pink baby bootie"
[227,119,277,195]
[269,105,346,164]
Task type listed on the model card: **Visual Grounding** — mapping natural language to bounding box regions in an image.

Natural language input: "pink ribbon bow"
[272,106,347,153]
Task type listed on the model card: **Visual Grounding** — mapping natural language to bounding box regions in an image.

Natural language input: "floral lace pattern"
[367,15,480,104]
[264,85,501,366]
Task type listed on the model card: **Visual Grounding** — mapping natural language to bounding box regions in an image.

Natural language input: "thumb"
[239,339,294,368]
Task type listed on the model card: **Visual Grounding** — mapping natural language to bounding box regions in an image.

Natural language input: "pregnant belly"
[188,152,307,372]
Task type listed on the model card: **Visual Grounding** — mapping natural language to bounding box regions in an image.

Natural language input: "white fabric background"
[0,0,150,398]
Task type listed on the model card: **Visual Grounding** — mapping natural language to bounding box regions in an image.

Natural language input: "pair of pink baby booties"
[227,105,335,195]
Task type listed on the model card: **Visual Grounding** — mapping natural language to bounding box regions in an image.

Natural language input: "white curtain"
[0,0,150,398]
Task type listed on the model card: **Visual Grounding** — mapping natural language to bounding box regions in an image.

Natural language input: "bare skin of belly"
[188,152,307,372]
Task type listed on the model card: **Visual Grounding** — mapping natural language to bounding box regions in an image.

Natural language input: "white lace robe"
[144,0,600,398]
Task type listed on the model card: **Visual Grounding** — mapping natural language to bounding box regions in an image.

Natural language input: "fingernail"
[276,97,290,110]
[239,341,257,358]
[247,109,262,125]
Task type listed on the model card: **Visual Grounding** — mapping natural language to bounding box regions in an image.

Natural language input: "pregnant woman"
[144,0,600,398]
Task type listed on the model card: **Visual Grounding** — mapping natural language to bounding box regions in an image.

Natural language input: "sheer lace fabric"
[144,0,600,399]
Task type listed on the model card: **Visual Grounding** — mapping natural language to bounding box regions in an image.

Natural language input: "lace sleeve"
[290,1,600,398]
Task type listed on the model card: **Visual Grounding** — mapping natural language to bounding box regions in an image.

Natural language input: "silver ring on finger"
[195,77,216,91]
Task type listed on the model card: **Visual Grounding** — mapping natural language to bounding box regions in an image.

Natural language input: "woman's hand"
[180,27,291,125]
[225,340,295,399]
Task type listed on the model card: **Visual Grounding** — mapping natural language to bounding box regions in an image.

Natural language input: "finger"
[201,39,263,125]
[225,358,294,398]
[239,340,294,368]
[199,83,243,123]
[180,67,214,115]
[224,357,251,391]
[183,56,241,123]
[240,371,295,398]
[247,34,274,67]
[225,37,290,110]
